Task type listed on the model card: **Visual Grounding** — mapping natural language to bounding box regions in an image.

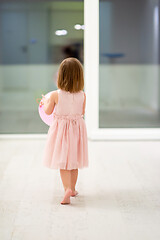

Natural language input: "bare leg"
[60,169,72,204]
[71,169,78,196]
[60,169,71,191]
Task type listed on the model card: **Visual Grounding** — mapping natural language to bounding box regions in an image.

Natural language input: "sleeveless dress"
[42,89,89,170]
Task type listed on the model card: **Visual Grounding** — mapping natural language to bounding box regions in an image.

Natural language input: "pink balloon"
[38,91,55,126]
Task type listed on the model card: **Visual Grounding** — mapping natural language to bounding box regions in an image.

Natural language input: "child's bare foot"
[71,190,78,197]
[61,188,72,204]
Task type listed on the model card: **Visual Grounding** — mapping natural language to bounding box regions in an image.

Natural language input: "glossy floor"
[0,139,160,240]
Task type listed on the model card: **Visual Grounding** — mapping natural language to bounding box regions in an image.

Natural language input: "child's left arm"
[40,91,57,115]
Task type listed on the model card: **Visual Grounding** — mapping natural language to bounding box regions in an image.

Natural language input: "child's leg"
[60,169,78,192]
[71,169,78,192]
[60,169,72,204]
[60,169,71,191]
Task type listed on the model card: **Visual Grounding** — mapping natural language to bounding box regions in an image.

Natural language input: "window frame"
[84,0,160,140]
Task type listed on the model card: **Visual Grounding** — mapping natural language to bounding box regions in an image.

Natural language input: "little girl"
[40,57,88,205]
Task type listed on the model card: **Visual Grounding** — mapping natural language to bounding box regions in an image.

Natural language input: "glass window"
[0,0,84,133]
[99,0,160,128]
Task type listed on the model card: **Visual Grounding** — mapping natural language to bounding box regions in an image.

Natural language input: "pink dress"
[42,89,89,170]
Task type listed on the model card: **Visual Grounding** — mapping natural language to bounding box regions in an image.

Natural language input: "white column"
[84,0,99,139]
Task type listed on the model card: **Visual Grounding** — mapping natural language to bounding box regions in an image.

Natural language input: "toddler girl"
[40,57,88,204]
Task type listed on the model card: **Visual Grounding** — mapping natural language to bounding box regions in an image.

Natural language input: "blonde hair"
[57,57,84,93]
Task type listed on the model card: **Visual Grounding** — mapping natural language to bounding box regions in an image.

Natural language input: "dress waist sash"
[53,113,84,120]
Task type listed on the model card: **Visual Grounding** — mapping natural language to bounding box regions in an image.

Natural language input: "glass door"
[84,0,160,140]
[99,0,160,128]
[0,1,84,134]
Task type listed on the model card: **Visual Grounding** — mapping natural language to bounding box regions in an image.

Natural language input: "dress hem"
[43,163,89,170]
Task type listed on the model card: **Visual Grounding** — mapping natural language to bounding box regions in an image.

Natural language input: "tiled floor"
[0,139,160,240]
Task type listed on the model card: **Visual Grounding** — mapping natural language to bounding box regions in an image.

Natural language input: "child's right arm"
[40,91,57,115]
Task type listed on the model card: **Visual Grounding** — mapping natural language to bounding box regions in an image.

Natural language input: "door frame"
[84,0,160,140]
